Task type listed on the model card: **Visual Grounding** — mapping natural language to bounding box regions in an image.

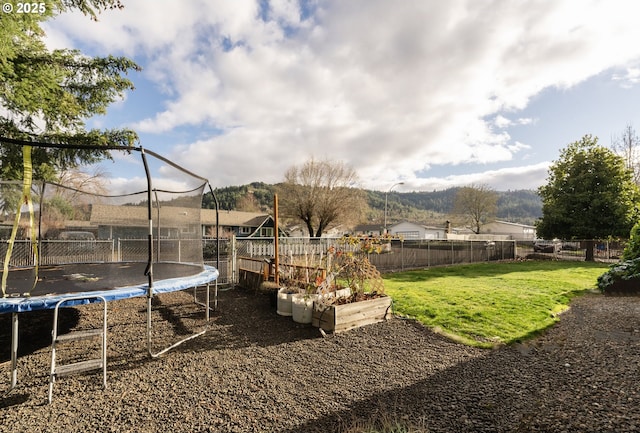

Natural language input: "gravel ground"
[1,287,640,433]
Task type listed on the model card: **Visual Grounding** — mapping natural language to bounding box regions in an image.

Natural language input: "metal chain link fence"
[233,237,517,283]
[1,237,624,289]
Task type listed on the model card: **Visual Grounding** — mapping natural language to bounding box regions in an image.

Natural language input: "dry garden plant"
[278,235,388,304]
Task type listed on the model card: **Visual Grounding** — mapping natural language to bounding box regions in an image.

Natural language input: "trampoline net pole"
[141,148,155,357]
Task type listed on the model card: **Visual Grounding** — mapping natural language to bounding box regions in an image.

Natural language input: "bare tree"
[452,183,498,234]
[40,166,110,233]
[278,158,365,237]
[611,124,640,185]
[57,166,109,195]
[236,191,261,212]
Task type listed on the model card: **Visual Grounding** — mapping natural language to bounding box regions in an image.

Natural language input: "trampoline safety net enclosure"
[0,141,219,309]
[0,140,220,393]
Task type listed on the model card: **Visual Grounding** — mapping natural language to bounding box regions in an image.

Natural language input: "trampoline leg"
[205,283,210,322]
[147,284,211,359]
[193,283,217,318]
[146,295,152,357]
[10,313,18,389]
[214,281,218,311]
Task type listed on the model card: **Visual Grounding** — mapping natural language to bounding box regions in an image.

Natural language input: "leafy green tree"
[0,0,140,180]
[452,183,498,234]
[537,135,639,261]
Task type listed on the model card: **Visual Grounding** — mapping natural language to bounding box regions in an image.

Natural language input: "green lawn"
[383,260,610,348]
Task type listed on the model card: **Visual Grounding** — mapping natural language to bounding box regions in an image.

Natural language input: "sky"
[42,0,640,194]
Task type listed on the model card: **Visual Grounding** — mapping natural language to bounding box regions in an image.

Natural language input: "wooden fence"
[237,255,327,291]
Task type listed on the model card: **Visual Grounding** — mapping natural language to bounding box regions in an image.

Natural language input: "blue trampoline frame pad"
[0,263,219,314]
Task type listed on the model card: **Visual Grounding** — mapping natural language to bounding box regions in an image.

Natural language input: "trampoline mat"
[0,262,218,314]
[2,262,204,297]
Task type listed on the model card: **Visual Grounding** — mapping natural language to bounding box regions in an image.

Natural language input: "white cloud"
[43,0,640,191]
[494,115,512,128]
[613,67,640,88]
[405,162,551,192]
[517,118,535,126]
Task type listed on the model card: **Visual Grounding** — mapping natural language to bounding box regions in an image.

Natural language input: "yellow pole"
[2,145,38,297]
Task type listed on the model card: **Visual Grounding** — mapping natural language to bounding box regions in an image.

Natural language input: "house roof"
[389,221,446,230]
[90,204,198,227]
[90,205,270,229]
[485,220,536,229]
[353,224,384,232]
[202,209,271,227]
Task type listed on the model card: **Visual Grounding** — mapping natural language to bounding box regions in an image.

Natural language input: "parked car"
[561,241,581,251]
[533,240,560,253]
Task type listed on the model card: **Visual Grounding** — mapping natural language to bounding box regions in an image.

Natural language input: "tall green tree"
[537,135,639,261]
[452,183,498,234]
[0,0,140,180]
[278,158,366,237]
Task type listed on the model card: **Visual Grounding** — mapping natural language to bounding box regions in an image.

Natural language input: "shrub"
[597,257,640,294]
[622,221,640,261]
[598,221,640,294]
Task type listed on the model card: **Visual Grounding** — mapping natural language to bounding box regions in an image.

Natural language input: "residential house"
[202,209,279,238]
[480,220,536,241]
[388,221,447,240]
[88,204,278,239]
[89,204,198,240]
[284,224,350,238]
[351,224,385,237]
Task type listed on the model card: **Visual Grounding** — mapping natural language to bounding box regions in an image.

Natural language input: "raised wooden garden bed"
[603,277,640,296]
[312,296,392,333]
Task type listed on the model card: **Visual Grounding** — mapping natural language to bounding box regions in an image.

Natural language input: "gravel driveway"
[1,288,639,432]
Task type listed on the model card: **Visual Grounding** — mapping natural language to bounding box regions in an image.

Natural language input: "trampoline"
[0,138,221,392]
[0,262,218,313]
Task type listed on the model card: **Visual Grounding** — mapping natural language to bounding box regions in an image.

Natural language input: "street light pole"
[384,182,404,234]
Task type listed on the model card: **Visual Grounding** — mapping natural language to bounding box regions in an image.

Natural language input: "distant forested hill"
[204,184,542,226]
[366,188,541,226]
[202,182,276,212]
[496,190,543,224]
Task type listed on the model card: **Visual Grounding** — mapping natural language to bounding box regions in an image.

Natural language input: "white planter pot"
[334,287,352,299]
[277,288,296,316]
[315,287,352,310]
[291,294,317,324]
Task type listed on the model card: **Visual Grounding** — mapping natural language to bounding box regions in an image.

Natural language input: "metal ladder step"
[55,329,103,343]
[49,295,108,404]
[55,359,104,377]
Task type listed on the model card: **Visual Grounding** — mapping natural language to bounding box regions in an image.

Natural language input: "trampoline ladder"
[48,295,108,404]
